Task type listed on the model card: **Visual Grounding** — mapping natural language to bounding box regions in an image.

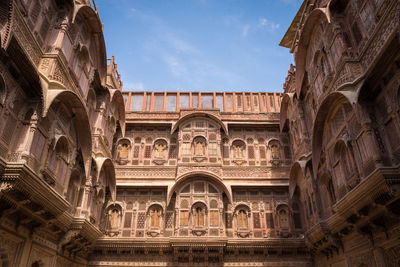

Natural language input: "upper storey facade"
[280,0,400,266]
[0,1,125,266]
[116,91,290,185]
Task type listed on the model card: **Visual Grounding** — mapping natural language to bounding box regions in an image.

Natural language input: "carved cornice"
[0,162,70,216]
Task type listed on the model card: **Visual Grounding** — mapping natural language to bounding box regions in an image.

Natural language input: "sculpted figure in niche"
[109,209,120,229]
[150,208,161,228]
[233,144,244,158]
[119,144,129,158]
[195,140,205,156]
[155,142,166,158]
[238,210,248,228]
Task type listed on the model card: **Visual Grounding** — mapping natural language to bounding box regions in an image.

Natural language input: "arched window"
[334,140,356,183]
[119,143,129,158]
[271,145,279,159]
[107,205,122,231]
[110,209,120,229]
[193,136,207,157]
[237,210,248,228]
[278,208,289,229]
[66,169,82,210]
[192,202,207,228]
[48,136,69,187]
[194,206,205,227]
[148,205,163,230]
[232,140,245,159]
[153,139,168,158]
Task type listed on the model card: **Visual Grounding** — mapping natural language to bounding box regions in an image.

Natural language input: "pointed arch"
[289,160,308,198]
[95,157,116,201]
[167,172,232,205]
[280,93,294,132]
[171,112,228,135]
[295,8,331,96]
[110,89,126,136]
[43,89,91,178]
[312,91,357,176]
[72,5,107,83]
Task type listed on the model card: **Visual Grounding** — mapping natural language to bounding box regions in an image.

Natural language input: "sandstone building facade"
[280,0,400,266]
[0,0,398,266]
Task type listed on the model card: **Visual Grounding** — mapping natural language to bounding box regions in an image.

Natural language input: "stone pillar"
[53,19,69,52]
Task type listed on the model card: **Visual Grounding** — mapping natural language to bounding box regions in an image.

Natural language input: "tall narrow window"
[210,211,219,227]
[31,130,46,160]
[155,94,163,111]
[262,94,267,108]
[144,145,152,158]
[245,94,251,111]
[169,145,178,158]
[180,210,189,226]
[217,94,223,111]
[180,94,189,108]
[238,210,248,228]
[226,94,232,110]
[248,146,255,159]
[131,94,143,111]
[237,95,242,109]
[167,94,176,111]
[182,143,191,156]
[259,146,266,159]
[253,95,259,111]
[279,209,289,229]
[133,142,140,158]
[202,94,213,109]
[146,94,151,111]
[209,142,218,156]
[194,207,205,226]
[269,94,274,108]
[193,94,198,108]
[253,213,261,228]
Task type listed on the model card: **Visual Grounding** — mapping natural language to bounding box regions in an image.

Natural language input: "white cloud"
[258,18,280,31]
[242,24,251,37]
[163,55,187,77]
[164,34,201,55]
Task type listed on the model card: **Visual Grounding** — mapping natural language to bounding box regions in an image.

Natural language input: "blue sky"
[96,0,302,92]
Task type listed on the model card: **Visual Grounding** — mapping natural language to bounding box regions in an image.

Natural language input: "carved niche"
[152,139,168,165]
[192,136,207,162]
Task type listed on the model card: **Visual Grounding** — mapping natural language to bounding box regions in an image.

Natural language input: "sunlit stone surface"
[0,0,399,266]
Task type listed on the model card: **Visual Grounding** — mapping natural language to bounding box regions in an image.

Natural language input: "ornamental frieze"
[222,166,289,178]
[177,166,222,177]
[116,167,176,179]
[12,7,41,66]
[361,1,399,69]
[330,62,363,92]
